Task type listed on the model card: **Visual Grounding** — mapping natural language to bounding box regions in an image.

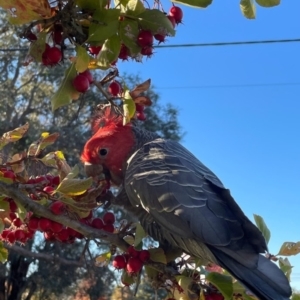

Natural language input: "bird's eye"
[99,148,108,157]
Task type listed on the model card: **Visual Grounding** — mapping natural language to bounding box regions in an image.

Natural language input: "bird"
[81,105,292,300]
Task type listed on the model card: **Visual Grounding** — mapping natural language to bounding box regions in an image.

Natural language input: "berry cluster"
[0,166,117,244]
[112,246,150,276]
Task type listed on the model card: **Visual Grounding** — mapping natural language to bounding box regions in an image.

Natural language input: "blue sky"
[118,0,300,289]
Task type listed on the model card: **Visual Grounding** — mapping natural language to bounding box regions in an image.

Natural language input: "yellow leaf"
[278,242,300,256]
[0,123,29,150]
[41,132,50,138]
[0,0,52,24]
[95,252,111,267]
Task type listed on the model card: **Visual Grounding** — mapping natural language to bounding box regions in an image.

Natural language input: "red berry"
[80,70,93,84]
[38,218,52,232]
[3,170,16,181]
[135,104,144,112]
[137,30,153,48]
[43,186,55,194]
[136,111,146,121]
[118,44,130,61]
[26,230,35,240]
[89,45,102,55]
[15,229,27,242]
[50,201,65,215]
[167,15,176,28]
[43,46,62,65]
[27,32,37,41]
[50,221,63,233]
[34,175,47,184]
[7,231,16,244]
[140,46,153,57]
[127,246,140,258]
[126,257,143,274]
[9,212,17,221]
[29,193,39,200]
[51,175,60,186]
[107,81,122,96]
[56,228,70,242]
[8,199,18,212]
[103,212,115,225]
[13,218,23,227]
[91,218,104,229]
[1,229,10,239]
[112,255,127,269]
[154,33,166,44]
[72,74,90,93]
[44,231,55,241]
[169,6,183,24]
[28,217,39,231]
[139,250,150,262]
[103,223,114,233]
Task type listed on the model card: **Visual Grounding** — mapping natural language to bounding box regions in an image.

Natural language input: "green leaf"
[278,242,300,256]
[134,223,146,247]
[240,0,256,19]
[278,257,293,281]
[29,32,47,62]
[148,248,167,264]
[16,201,27,221]
[96,34,121,69]
[0,219,4,233]
[123,90,136,125]
[144,265,159,279]
[93,7,121,23]
[119,19,141,55]
[75,0,107,10]
[0,241,8,263]
[137,9,176,36]
[206,272,233,300]
[75,45,91,73]
[51,64,81,111]
[172,0,212,8]
[0,123,29,150]
[56,177,93,196]
[253,214,271,244]
[255,0,280,7]
[121,269,135,285]
[125,0,145,16]
[88,9,120,43]
[0,201,9,214]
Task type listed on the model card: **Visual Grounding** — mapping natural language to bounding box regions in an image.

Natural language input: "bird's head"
[81,105,135,185]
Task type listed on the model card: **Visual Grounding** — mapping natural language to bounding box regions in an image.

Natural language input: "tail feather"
[210,248,292,300]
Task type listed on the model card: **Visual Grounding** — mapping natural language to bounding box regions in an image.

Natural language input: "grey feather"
[123,138,291,300]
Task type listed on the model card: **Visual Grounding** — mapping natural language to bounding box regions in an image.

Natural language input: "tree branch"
[5,244,84,267]
[0,181,129,252]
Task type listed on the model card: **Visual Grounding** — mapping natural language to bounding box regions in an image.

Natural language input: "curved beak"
[84,162,104,178]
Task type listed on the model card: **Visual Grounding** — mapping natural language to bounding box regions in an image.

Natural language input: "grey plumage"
[123,138,291,300]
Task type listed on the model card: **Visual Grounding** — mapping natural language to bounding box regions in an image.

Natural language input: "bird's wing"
[125,138,267,261]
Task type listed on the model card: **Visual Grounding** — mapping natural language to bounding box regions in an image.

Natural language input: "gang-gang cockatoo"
[81,105,291,300]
